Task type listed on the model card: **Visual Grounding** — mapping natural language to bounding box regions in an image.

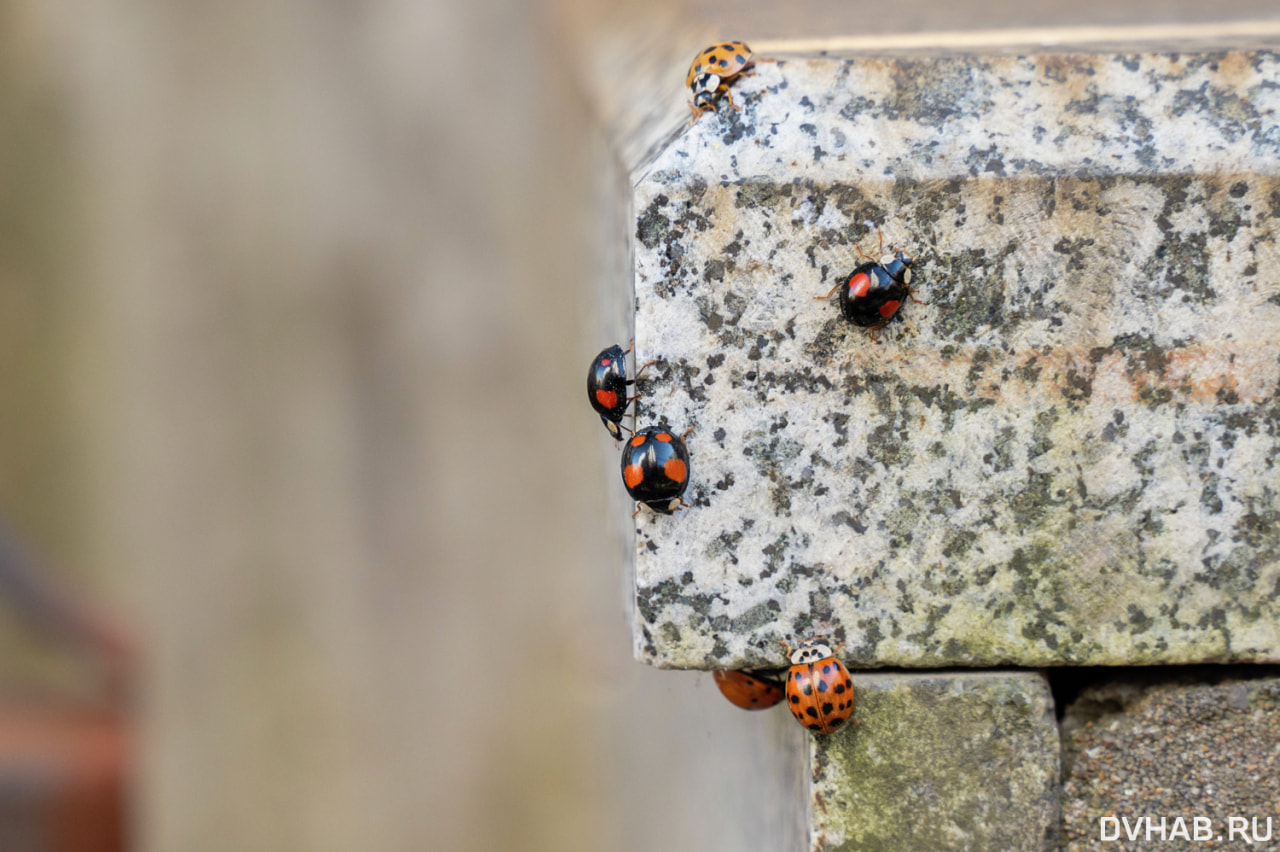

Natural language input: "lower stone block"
[1060,673,1280,850]
[809,671,1059,851]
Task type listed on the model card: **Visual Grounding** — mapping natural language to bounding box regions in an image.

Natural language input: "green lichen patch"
[811,672,1059,851]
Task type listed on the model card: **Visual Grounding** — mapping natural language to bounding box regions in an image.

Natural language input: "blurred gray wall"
[1,0,811,849]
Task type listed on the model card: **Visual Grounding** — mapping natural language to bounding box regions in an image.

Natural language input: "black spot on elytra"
[822,702,834,713]
[719,43,734,51]
[794,672,802,681]
[844,678,853,689]
[803,683,813,696]
[823,664,832,674]
[735,53,746,66]
[817,679,829,693]
[806,707,819,718]
[703,46,716,55]
[789,694,800,704]
[718,58,729,68]
[808,723,822,731]
[834,683,846,694]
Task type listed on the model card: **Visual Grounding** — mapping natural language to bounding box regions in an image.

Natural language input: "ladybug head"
[879,250,915,285]
[691,73,721,110]
[788,638,835,665]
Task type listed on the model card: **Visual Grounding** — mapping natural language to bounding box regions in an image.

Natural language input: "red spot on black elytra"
[879,299,902,319]
[850,272,871,298]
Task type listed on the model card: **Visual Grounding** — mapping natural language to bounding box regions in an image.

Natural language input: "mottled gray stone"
[630,49,1280,668]
[809,671,1059,851]
[1060,673,1280,850]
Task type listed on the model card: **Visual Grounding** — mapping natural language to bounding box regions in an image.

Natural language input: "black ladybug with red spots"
[587,343,653,441]
[621,426,691,515]
[818,231,922,332]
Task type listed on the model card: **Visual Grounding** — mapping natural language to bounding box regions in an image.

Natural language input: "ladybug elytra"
[621,426,691,515]
[714,669,785,710]
[783,638,854,735]
[587,343,653,441]
[686,41,754,120]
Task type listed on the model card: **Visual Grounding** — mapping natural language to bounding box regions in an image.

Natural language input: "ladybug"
[817,232,921,332]
[687,41,754,120]
[621,426,691,515]
[587,343,654,441]
[783,638,854,735]
[714,670,785,710]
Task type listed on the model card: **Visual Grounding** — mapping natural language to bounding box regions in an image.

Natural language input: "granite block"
[630,50,1280,668]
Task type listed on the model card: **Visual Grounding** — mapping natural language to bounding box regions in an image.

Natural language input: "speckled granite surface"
[809,671,1059,851]
[1060,673,1280,850]
[630,50,1280,668]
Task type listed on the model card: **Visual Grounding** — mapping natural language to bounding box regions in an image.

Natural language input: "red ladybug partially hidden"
[713,669,785,710]
[621,426,691,515]
[783,638,854,735]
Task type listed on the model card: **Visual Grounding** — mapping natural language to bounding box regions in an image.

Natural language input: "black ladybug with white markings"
[587,343,653,441]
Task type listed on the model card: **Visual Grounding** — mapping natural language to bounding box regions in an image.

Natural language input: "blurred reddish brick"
[0,703,130,852]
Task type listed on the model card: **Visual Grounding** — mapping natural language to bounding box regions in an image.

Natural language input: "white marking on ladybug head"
[789,640,835,665]
[693,72,721,95]
[878,253,896,267]
[902,267,913,284]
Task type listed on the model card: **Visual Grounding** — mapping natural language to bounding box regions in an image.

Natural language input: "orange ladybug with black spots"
[713,669,785,710]
[620,426,691,515]
[783,638,854,735]
[686,41,754,119]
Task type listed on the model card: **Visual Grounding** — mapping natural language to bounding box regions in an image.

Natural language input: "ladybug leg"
[815,281,843,301]
[631,359,658,382]
[679,425,695,440]
[724,89,742,112]
[631,504,644,519]
[854,242,874,263]
[906,284,926,305]
[876,228,885,256]
[688,101,703,124]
